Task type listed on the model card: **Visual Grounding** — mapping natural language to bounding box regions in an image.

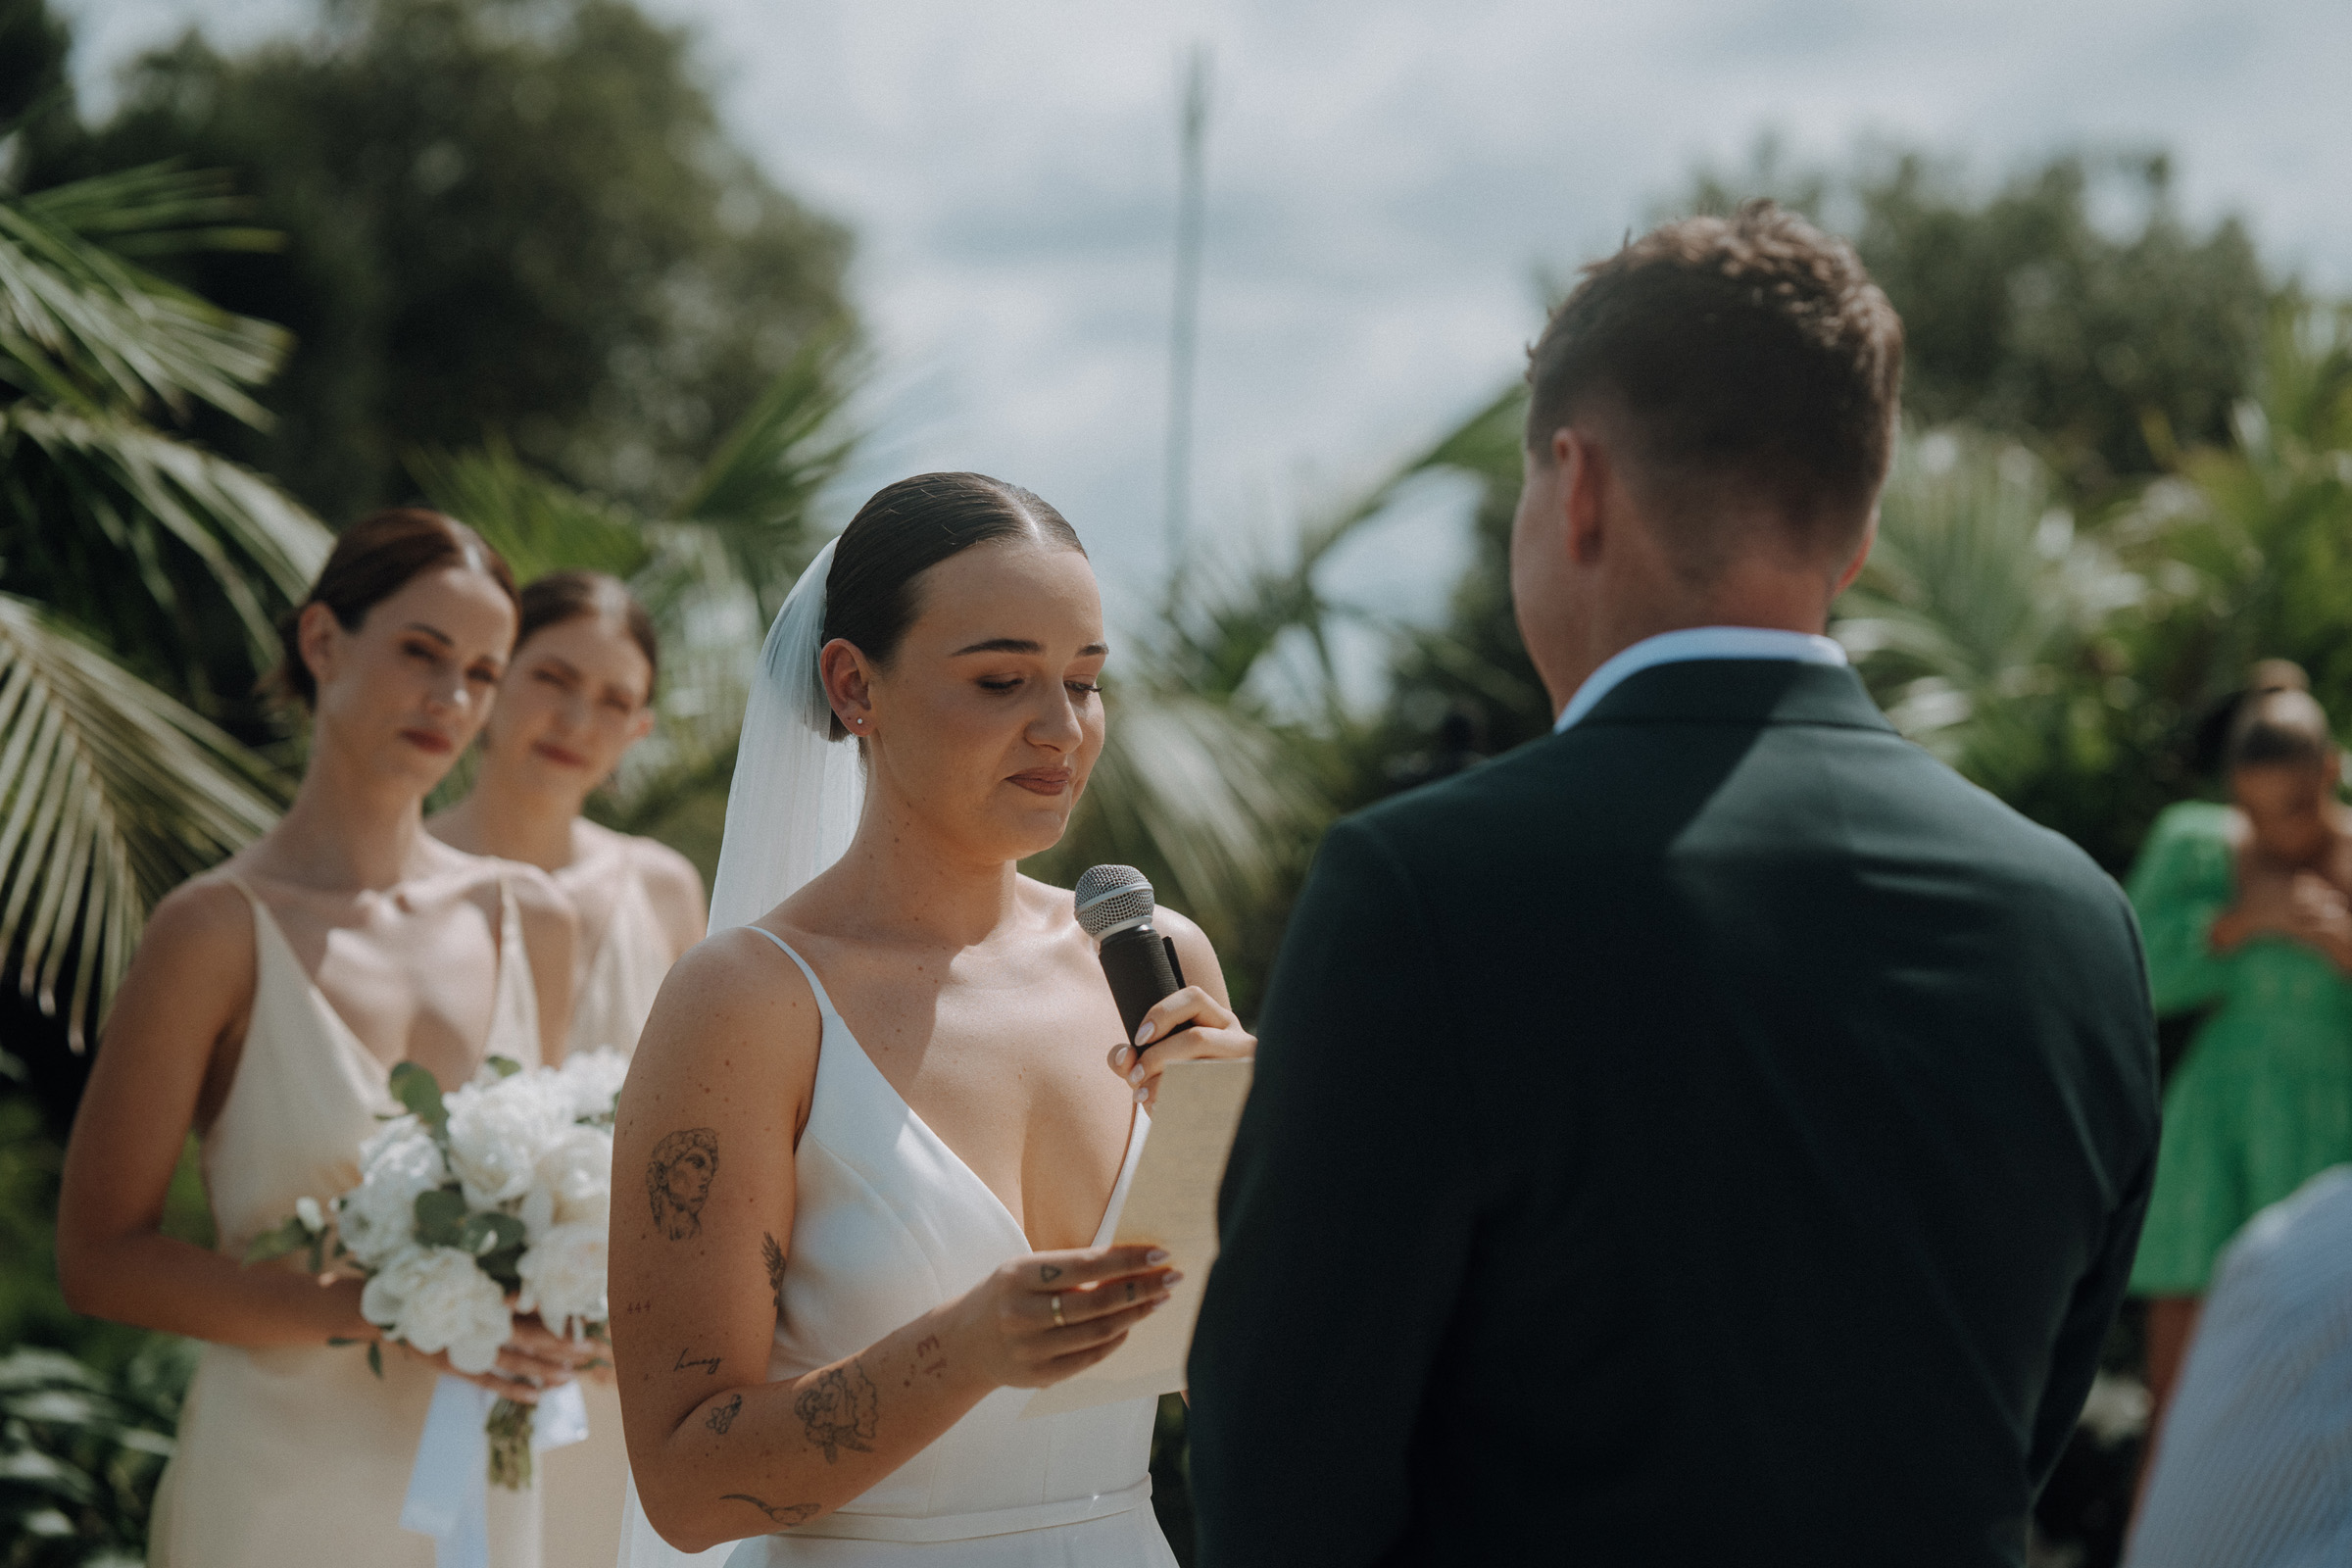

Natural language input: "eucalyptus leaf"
[482,1054,521,1080]
[457,1210,525,1257]
[388,1061,449,1135]
[413,1186,467,1248]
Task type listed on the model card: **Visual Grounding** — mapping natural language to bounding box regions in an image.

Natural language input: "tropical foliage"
[31,0,858,523]
[0,160,325,1048]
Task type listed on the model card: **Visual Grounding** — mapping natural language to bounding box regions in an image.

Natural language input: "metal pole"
[1164,44,1210,581]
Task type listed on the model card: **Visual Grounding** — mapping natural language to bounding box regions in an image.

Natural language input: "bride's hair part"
[820,471,1085,740]
[266,508,518,708]
[516,568,660,697]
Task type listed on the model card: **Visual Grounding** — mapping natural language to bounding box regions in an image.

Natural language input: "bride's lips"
[532,740,589,769]
[400,727,455,756]
[1007,768,1073,796]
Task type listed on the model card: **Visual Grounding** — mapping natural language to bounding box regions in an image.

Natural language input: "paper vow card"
[1022,1058,1253,1419]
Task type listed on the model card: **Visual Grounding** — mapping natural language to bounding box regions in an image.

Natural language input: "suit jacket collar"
[1574,659,1899,734]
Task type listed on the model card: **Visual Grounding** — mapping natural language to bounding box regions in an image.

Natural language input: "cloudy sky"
[63,0,2352,674]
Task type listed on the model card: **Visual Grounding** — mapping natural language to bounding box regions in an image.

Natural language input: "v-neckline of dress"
[761,929,1146,1255]
[241,879,520,1085]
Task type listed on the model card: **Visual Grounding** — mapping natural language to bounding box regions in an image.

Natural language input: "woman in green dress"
[2129,673,2352,1445]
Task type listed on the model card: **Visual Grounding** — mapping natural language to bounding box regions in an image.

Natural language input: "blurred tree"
[1686,144,2277,496]
[34,0,856,525]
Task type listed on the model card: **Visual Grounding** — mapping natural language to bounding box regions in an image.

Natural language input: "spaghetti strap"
[741,925,841,1018]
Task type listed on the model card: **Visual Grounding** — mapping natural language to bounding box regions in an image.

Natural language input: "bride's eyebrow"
[950,638,1108,658]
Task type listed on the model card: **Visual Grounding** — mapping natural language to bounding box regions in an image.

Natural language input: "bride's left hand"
[1107,988,1255,1106]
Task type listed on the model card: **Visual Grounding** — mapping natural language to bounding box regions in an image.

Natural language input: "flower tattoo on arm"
[793,1360,880,1462]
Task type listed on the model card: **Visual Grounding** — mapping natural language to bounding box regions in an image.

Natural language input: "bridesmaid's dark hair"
[268,509,519,708]
[821,472,1086,741]
[517,569,660,698]
[2226,662,2336,774]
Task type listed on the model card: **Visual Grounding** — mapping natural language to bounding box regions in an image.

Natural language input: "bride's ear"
[818,637,877,737]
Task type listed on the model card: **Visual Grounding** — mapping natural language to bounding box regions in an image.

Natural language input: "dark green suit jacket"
[1187,660,2160,1567]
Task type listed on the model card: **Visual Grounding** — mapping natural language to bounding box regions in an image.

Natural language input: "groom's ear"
[1561,427,1613,565]
[1832,507,1879,595]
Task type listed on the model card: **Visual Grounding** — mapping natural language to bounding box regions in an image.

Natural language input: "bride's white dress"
[620,930,1176,1568]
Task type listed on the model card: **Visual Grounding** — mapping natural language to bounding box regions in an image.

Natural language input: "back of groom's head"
[1525,201,1903,579]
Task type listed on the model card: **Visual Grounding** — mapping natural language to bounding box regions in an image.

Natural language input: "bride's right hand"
[945,1243,1180,1390]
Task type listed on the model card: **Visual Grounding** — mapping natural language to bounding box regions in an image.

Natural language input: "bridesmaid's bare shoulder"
[622,832,707,956]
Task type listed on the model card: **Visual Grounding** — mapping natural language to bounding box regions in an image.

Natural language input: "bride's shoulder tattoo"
[648,1128,720,1240]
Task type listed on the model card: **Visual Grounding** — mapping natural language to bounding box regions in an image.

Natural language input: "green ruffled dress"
[2128,800,2352,1295]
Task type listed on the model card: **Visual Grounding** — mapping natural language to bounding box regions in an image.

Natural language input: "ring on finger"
[1050,1293,1066,1329]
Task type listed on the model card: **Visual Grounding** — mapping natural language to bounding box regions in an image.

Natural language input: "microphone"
[1074,864,1196,1050]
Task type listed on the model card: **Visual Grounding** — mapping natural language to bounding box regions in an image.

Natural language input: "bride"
[612,472,1255,1564]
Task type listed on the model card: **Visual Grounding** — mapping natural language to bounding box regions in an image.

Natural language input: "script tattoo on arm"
[647,1128,720,1241]
[722,1494,818,1529]
[674,1348,720,1376]
[706,1394,743,1435]
[762,1232,786,1318]
[913,1334,947,1379]
[793,1360,880,1462]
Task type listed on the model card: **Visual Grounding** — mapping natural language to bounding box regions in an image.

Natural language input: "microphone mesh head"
[1074,864,1155,938]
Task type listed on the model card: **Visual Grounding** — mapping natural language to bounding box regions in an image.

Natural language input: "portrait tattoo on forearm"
[793,1360,880,1462]
[762,1232,786,1317]
[706,1394,743,1435]
[647,1128,720,1240]
[723,1494,817,1529]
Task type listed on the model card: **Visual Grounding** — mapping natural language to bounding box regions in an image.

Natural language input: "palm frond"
[0,165,287,425]
[667,333,858,617]
[0,406,331,676]
[1836,426,2141,762]
[1030,688,1331,940]
[407,439,651,585]
[0,596,285,1047]
[1166,384,1526,705]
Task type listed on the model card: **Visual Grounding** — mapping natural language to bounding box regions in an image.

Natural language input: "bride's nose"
[1025,686,1086,752]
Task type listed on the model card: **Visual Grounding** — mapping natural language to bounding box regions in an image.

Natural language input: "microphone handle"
[1098,922,1199,1048]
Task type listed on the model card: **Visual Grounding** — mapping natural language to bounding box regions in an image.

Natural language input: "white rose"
[338,1124,448,1268]
[362,1244,512,1375]
[514,1222,608,1338]
[444,1073,564,1208]
[526,1125,613,1241]
[554,1049,630,1125]
[295,1196,324,1233]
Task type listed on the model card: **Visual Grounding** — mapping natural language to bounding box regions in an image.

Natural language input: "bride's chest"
[841,981,1135,1251]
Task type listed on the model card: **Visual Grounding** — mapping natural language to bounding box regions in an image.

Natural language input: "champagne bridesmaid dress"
[146,877,547,1568]
[543,838,677,1568]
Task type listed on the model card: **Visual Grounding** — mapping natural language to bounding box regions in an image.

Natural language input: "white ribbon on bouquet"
[401,1374,590,1568]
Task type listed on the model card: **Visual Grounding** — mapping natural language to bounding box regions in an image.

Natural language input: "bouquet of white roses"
[249,1049,628,1489]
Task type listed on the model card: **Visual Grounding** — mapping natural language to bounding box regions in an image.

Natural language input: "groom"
[1187,204,2160,1566]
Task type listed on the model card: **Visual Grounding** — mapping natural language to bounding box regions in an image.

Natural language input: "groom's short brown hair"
[1525,201,1903,578]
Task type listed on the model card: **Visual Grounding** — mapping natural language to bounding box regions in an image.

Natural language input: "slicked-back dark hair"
[268,508,518,708]
[1525,200,1904,578]
[821,471,1086,741]
[516,569,660,699]
[2228,676,2336,775]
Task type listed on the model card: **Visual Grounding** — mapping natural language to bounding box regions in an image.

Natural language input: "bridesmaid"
[57,510,584,1568]
[430,569,706,1568]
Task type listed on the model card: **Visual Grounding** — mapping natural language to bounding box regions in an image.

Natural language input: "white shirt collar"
[1552,626,1848,734]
